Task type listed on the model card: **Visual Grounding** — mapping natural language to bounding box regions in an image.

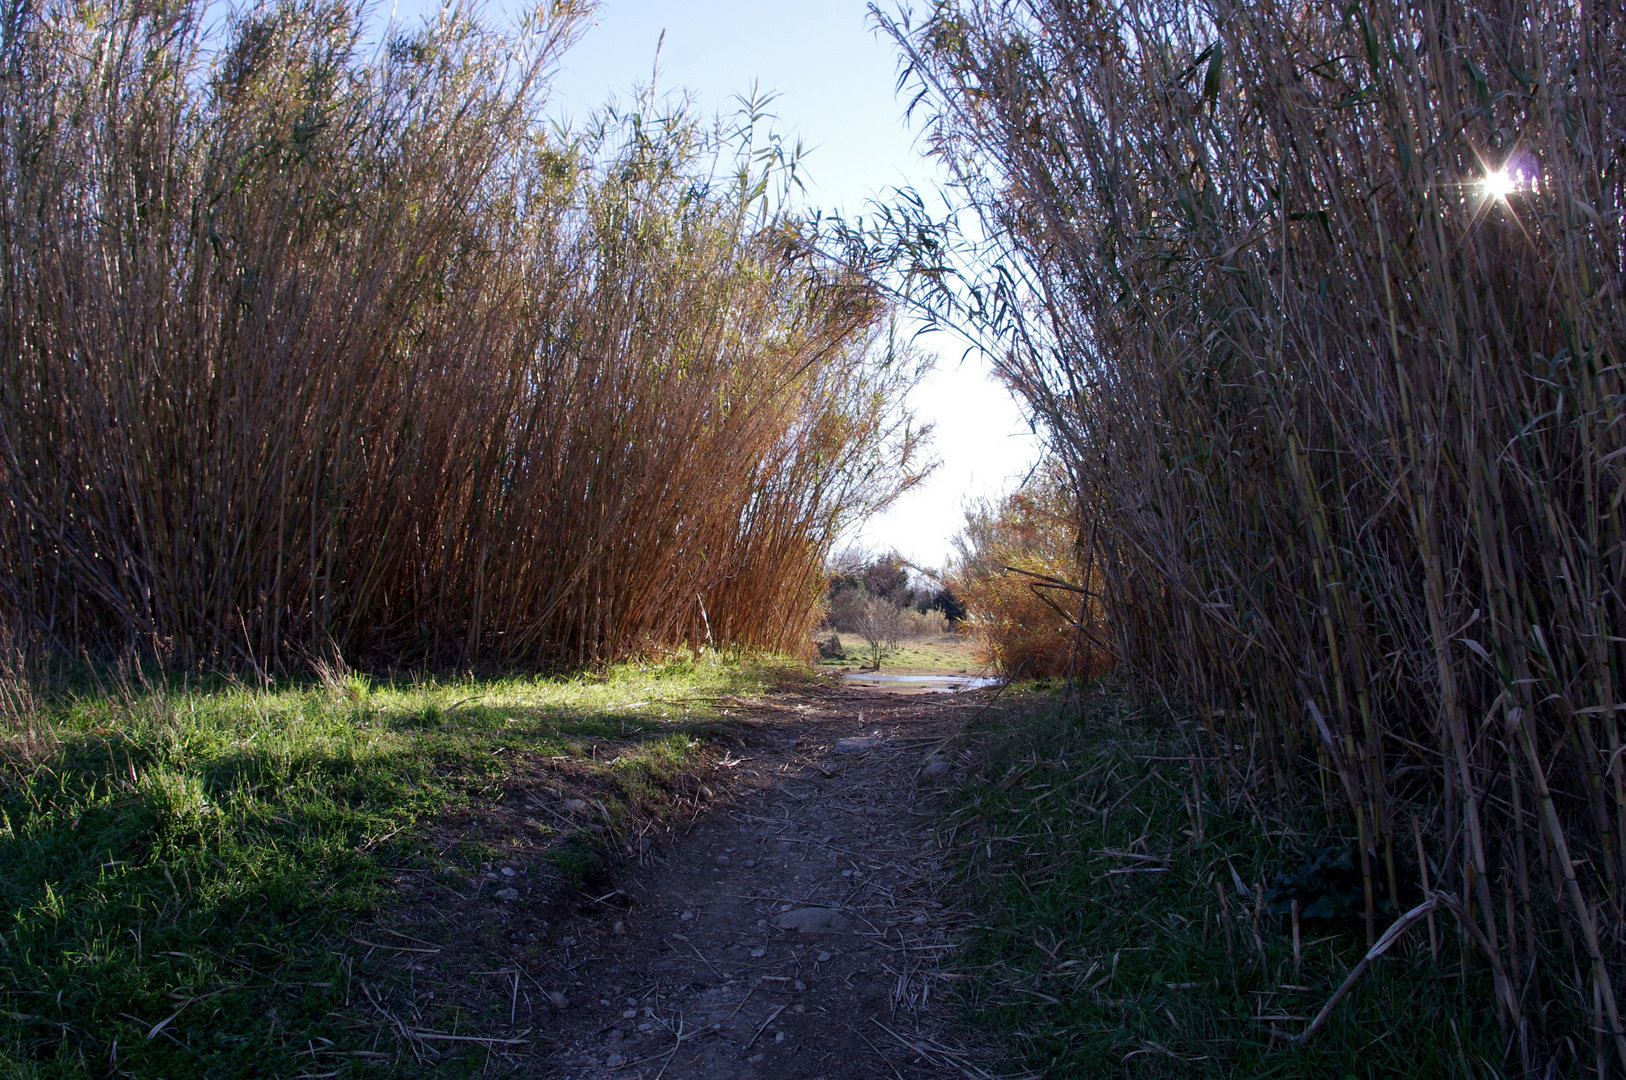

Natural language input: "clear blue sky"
[392,0,1043,569]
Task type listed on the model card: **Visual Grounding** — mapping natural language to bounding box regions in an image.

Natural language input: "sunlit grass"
[0,655,793,1078]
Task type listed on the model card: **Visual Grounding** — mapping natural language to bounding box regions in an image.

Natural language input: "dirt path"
[533,686,986,1079]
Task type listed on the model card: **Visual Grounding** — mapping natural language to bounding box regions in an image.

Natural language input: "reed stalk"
[0,0,928,670]
[880,0,1626,1065]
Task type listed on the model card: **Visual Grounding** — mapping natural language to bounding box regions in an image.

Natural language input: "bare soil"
[357,683,998,1079]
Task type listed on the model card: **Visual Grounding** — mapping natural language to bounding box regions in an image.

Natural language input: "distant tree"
[928,586,967,624]
[860,556,911,606]
[853,596,904,670]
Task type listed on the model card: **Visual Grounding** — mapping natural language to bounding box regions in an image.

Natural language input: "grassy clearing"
[0,655,792,1078]
[940,682,1509,1078]
[816,633,983,675]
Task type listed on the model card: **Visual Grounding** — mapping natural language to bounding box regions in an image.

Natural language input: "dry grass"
[881,0,1626,1070]
[0,0,928,671]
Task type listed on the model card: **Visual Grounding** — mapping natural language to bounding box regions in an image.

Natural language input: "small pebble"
[716,855,730,864]
[750,947,766,958]
[680,911,693,921]
[774,1030,786,1044]
[548,991,568,1009]
[622,1009,637,1019]
[923,760,951,776]
[600,998,610,1006]
[912,915,928,924]
[757,919,768,928]
[605,1053,626,1068]
[495,887,519,901]
[780,904,793,912]
[612,920,625,935]
[817,951,832,962]
[627,997,638,1006]
[743,859,756,868]
[749,1053,765,1063]
[501,867,516,877]
[794,1003,806,1014]
[931,901,943,908]
[793,980,806,991]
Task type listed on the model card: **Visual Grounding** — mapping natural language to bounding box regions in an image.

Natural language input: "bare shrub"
[852,596,904,670]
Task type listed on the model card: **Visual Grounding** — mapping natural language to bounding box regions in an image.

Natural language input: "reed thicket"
[884,0,1626,1069]
[0,0,926,670]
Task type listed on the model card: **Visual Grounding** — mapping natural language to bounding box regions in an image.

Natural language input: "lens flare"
[1484,169,1517,199]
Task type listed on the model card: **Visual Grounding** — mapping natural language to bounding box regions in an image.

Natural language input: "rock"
[548,991,569,1009]
[501,866,516,877]
[750,947,766,958]
[816,951,832,962]
[911,915,928,924]
[496,887,519,901]
[612,920,625,935]
[622,1009,637,1019]
[834,737,880,753]
[743,859,756,868]
[605,1053,626,1068]
[680,911,693,921]
[565,799,587,811]
[774,1030,786,1044]
[769,907,851,932]
[793,980,806,991]
[923,760,951,776]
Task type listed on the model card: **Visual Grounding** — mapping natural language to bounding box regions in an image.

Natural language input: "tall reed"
[884,0,1626,1068]
[0,0,926,669]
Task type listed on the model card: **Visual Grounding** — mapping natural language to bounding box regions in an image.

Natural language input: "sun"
[1483,169,1517,199]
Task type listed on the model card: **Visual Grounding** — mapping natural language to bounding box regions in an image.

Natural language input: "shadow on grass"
[944,682,1526,1079]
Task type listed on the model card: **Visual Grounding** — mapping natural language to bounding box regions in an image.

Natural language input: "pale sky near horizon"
[389,0,1045,569]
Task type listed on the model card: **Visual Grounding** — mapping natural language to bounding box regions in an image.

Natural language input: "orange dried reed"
[0,0,927,669]
[952,465,1110,679]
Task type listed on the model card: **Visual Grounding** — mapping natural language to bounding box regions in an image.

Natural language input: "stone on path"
[769,907,851,932]
[833,737,880,753]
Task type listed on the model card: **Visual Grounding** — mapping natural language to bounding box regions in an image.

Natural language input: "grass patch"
[941,681,1510,1078]
[0,654,792,1078]
[816,633,984,675]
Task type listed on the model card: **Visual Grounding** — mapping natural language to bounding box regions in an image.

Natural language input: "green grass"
[0,654,789,1079]
[940,682,1513,1079]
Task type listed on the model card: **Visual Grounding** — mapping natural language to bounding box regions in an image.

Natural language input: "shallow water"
[840,672,1001,692]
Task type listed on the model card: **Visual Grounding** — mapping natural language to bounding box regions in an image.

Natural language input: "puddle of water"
[841,672,1001,692]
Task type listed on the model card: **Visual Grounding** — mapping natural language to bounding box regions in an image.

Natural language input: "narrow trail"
[536,686,989,1080]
